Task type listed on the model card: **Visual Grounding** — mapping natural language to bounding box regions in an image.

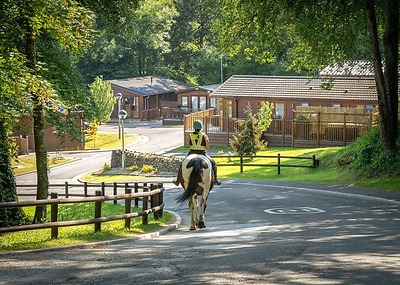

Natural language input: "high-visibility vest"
[189,133,206,151]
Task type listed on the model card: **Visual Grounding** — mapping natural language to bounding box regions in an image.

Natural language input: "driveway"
[3,179,400,284]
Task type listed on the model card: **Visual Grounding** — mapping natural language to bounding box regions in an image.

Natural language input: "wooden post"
[240,154,243,173]
[65,181,69,198]
[312,155,317,168]
[125,188,132,228]
[277,153,281,174]
[142,186,149,225]
[84,182,88,197]
[51,192,58,239]
[150,184,159,220]
[94,190,102,232]
[134,183,139,207]
[101,182,105,196]
[158,183,163,218]
[113,182,118,204]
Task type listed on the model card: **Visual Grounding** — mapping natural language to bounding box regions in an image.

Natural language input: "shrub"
[141,164,155,173]
[126,165,139,171]
[334,124,400,177]
[103,163,111,171]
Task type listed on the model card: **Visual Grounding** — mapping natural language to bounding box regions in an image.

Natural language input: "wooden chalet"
[184,74,387,148]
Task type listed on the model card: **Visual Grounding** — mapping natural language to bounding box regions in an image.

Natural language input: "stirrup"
[214,179,222,186]
[172,178,180,186]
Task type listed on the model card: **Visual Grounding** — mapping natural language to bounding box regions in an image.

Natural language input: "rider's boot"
[173,166,182,186]
[213,166,222,186]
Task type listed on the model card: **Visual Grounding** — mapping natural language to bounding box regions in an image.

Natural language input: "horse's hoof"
[198,221,206,229]
[190,226,196,231]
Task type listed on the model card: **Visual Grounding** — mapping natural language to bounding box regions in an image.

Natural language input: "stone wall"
[111,150,182,173]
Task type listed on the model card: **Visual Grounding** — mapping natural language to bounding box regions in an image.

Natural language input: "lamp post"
[118,110,127,170]
[115,93,122,139]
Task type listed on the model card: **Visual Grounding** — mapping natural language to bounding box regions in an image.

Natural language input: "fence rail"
[213,154,318,174]
[0,182,164,239]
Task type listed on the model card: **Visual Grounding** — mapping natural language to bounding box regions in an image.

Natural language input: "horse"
[176,154,214,230]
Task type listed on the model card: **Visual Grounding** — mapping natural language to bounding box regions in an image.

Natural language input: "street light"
[115,93,122,139]
[118,110,127,170]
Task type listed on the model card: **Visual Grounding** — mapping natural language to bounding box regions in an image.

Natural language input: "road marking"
[264,207,325,215]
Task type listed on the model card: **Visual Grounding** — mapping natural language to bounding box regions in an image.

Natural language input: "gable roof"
[110,76,192,96]
[211,75,379,102]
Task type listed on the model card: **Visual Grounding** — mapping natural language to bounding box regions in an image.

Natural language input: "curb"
[0,210,182,256]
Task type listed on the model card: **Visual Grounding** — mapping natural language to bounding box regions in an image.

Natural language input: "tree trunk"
[0,120,27,227]
[365,0,399,152]
[25,15,49,223]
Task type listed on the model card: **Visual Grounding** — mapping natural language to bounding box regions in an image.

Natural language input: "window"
[366,105,374,110]
[301,102,309,107]
[199,96,207,110]
[210,97,216,108]
[123,97,131,106]
[275,103,285,119]
[333,104,341,108]
[192,97,198,111]
[181,96,188,107]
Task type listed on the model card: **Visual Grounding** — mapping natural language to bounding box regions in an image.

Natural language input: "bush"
[334,125,400,177]
[141,164,155,173]
[103,163,111,171]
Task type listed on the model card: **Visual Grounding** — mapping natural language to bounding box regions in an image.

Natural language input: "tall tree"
[88,76,115,124]
[218,0,399,152]
[0,52,31,226]
[1,0,95,222]
[78,0,177,82]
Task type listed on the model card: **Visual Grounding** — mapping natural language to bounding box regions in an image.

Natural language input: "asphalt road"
[6,121,400,284]
[16,120,184,185]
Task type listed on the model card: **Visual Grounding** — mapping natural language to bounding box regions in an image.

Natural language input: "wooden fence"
[183,108,373,148]
[214,154,318,174]
[0,182,164,239]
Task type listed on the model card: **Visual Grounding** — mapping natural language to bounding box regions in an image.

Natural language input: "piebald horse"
[176,154,214,230]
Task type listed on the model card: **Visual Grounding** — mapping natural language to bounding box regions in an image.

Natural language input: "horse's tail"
[176,158,203,204]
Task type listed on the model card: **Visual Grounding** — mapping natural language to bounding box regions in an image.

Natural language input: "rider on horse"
[173,119,221,186]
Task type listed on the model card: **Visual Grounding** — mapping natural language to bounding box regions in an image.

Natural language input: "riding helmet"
[193,120,203,130]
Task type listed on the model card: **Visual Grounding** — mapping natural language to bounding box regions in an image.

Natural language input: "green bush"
[141,164,155,173]
[334,125,400,177]
[126,165,139,171]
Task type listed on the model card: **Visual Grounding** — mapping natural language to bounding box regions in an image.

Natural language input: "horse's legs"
[198,191,209,229]
[189,194,198,230]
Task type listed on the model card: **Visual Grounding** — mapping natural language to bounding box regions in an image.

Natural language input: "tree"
[0,53,31,226]
[218,0,399,152]
[88,77,115,124]
[230,104,268,155]
[78,0,177,82]
[1,0,95,223]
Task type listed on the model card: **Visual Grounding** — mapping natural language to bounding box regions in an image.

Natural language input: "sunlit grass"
[0,203,174,252]
[12,156,72,176]
[85,133,139,149]
[165,146,400,192]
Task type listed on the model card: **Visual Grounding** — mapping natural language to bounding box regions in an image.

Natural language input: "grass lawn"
[162,146,400,192]
[0,203,174,252]
[85,132,139,149]
[12,156,72,176]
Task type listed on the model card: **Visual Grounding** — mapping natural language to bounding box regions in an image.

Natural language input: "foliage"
[332,124,400,178]
[141,164,156,173]
[78,0,178,81]
[230,104,268,155]
[103,163,111,171]
[257,101,274,133]
[218,0,399,152]
[88,76,115,124]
